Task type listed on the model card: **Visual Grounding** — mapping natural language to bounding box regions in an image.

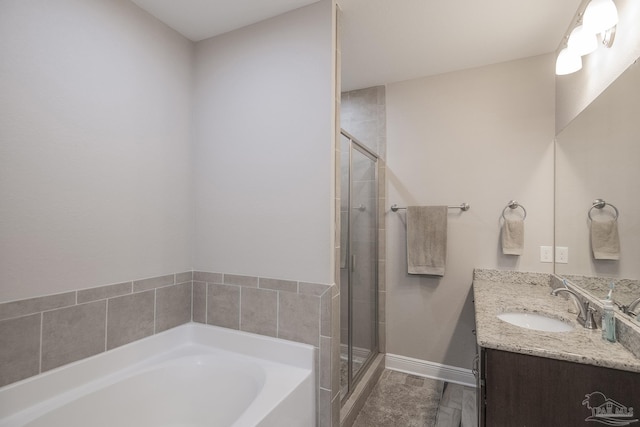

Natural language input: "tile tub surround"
[473,269,640,373]
[0,272,193,388]
[1,270,339,426]
[190,271,337,427]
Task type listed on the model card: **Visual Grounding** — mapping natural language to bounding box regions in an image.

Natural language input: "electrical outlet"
[540,246,553,263]
[556,246,569,264]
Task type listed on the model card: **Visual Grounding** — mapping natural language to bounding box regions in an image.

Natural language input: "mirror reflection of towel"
[501,219,524,256]
[591,219,620,260]
[407,206,447,276]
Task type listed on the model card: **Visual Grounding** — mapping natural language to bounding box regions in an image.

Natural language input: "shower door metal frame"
[341,129,379,403]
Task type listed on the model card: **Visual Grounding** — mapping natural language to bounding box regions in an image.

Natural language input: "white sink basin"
[497,312,574,332]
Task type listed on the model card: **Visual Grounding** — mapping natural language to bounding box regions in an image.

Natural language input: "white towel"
[406,206,447,276]
[501,218,524,256]
[591,219,620,260]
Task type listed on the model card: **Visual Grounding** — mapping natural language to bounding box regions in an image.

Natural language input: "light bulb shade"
[583,0,618,34]
[567,25,598,56]
[556,48,582,75]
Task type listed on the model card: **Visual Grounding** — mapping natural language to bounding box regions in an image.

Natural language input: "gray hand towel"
[407,206,447,276]
[501,218,524,256]
[591,219,620,260]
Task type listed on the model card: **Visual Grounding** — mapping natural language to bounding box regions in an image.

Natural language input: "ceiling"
[129,0,320,41]
[130,0,582,91]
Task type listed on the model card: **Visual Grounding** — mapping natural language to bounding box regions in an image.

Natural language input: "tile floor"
[351,369,477,427]
[435,381,477,427]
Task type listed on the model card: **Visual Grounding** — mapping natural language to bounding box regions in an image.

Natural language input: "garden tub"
[0,323,315,426]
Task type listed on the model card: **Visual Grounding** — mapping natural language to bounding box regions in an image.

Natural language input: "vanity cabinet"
[478,347,640,427]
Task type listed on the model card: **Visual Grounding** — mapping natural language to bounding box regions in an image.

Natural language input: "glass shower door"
[340,131,378,401]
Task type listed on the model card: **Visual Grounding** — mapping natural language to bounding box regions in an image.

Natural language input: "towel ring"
[502,200,526,220]
[588,199,619,221]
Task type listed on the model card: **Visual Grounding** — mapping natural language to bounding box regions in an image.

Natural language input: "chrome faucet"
[551,288,598,329]
[629,297,640,316]
[615,296,640,317]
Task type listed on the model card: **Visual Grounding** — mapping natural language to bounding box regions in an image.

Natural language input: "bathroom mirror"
[555,58,640,311]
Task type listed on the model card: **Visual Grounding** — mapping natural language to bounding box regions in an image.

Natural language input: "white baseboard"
[385,353,476,388]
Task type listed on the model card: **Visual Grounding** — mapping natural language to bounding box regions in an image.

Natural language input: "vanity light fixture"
[556,47,583,75]
[583,0,618,35]
[555,0,619,75]
[602,25,616,48]
[567,25,598,56]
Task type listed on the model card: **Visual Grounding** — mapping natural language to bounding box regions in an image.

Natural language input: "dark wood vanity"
[478,347,640,427]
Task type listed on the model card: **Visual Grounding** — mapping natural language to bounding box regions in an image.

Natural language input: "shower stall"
[340,130,379,401]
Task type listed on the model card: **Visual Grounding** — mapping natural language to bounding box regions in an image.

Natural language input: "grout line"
[190,281,194,322]
[205,282,209,325]
[39,312,43,374]
[318,291,322,348]
[276,291,280,337]
[153,290,157,335]
[104,299,109,351]
[238,286,242,330]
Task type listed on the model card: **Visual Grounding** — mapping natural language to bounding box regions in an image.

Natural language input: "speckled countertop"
[473,269,640,373]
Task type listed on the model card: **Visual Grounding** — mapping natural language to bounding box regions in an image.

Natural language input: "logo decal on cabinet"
[582,392,638,425]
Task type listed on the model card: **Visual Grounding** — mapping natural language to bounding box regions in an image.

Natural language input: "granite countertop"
[473,270,640,373]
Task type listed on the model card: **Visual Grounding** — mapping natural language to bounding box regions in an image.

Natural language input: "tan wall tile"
[207,283,240,329]
[240,288,276,337]
[106,291,154,349]
[42,301,106,371]
[0,314,41,387]
[156,283,192,333]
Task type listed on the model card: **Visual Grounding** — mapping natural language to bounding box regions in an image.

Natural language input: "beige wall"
[0,0,337,297]
[0,0,194,302]
[385,54,556,369]
[556,0,640,132]
[192,1,335,286]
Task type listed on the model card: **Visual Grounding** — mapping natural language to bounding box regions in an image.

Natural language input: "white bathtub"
[0,323,315,427]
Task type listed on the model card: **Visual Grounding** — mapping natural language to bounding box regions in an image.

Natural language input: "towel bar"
[390,203,470,212]
[588,199,619,220]
[502,200,527,220]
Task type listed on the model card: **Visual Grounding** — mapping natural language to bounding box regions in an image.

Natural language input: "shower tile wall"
[341,87,387,160]
[341,86,387,354]
[0,272,193,388]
